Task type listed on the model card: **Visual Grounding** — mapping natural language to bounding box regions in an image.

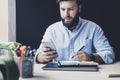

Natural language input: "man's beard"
[62,12,79,30]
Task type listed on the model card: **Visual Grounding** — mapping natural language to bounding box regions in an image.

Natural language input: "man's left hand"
[73,51,91,61]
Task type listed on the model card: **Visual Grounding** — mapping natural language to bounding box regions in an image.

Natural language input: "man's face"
[59,1,81,29]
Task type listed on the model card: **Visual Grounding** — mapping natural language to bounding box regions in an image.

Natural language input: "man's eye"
[69,8,74,10]
[61,8,65,11]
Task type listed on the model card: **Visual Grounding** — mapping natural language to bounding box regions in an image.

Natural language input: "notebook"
[42,61,99,71]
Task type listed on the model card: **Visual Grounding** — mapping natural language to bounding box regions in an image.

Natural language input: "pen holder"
[14,57,34,78]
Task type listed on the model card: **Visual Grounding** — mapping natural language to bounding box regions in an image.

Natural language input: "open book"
[58,61,99,67]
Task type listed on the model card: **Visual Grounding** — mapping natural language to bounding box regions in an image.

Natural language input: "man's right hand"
[37,47,58,63]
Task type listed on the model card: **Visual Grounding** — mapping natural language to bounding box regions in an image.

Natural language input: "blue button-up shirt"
[35,17,115,64]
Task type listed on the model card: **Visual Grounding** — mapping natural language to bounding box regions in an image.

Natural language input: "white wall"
[0,0,9,41]
[0,0,16,42]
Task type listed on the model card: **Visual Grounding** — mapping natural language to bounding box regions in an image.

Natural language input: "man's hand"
[73,51,91,61]
[37,47,58,63]
[73,51,104,64]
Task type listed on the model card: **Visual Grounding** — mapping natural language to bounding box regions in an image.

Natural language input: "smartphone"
[42,41,56,50]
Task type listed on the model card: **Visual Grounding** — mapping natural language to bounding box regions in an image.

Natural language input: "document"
[58,61,99,67]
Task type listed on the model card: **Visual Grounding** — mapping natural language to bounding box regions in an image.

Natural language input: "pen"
[72,46,84,58]
[25,46,31,57]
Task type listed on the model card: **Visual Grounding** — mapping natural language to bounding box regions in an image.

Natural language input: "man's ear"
[78,5,82,13]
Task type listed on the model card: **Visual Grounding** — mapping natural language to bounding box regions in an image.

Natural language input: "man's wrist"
[36,53,48,64]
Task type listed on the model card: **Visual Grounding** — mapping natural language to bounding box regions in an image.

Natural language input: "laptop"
[42,61,99,71]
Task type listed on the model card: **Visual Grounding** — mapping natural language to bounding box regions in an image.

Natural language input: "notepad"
[58,61,99,67]
[42,61,99,71]
[104,72,120,77]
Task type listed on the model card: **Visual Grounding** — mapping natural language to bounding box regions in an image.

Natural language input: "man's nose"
[64,10,69,17]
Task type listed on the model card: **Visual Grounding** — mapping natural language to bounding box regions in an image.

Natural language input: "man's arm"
[92,24,115,64]
[91,53,104,64]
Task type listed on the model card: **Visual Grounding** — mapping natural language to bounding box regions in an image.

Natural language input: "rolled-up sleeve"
[93,25,115,64]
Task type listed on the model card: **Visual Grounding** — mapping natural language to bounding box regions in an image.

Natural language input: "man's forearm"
[93,54,104,64]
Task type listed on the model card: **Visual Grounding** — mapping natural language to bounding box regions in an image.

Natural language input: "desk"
[20,62,120,80]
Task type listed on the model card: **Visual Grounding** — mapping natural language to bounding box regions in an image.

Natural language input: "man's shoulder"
[82,18,98,25]
[47,21,62,29]
[49,21,62,27]
[80,18,102,32]
[81,18,101,28]
[46,21,62,31]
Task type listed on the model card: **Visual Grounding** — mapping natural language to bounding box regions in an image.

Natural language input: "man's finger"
[42,47,50,52]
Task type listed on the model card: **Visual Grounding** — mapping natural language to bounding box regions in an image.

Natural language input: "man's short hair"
[56,0,82,6]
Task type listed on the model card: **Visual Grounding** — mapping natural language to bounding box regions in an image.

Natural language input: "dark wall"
[16,0,120,61]
[16,0,60,48]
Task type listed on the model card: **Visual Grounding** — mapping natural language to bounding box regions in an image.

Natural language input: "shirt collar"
[74,17,82,30]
